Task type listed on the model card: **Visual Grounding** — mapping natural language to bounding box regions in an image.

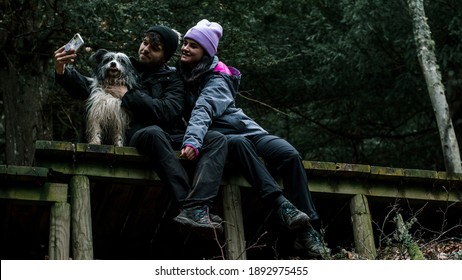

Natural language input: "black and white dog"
[86,49,139,147]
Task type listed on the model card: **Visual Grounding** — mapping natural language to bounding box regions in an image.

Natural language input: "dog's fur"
[86,49,139,146]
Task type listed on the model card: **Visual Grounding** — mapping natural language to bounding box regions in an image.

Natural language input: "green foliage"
[224,0,458,169]
[393,214,425,260]
[1,0,461,169]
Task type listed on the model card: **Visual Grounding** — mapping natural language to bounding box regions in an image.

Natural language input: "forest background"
[1,0,462,261]
[1,0,461,171]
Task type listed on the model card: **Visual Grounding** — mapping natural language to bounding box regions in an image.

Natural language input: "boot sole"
[173,216,223,239]
[293,240,331,260]
[286,214,311,231]
[293,244,328,259]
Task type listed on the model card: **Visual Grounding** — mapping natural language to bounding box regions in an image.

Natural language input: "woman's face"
[181,38,205,67]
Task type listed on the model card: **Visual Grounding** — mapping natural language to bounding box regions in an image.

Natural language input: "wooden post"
[49,202,71,260]
[350,194,377,259]
[70,175,94,260]
[222,185,247,260]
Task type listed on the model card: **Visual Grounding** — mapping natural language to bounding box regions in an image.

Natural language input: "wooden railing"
[1,140,461,260]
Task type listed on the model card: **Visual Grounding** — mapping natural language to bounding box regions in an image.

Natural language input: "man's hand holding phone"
[54,33,85,75]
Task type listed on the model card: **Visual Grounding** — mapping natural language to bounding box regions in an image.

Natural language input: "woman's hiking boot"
[294,226,331,259]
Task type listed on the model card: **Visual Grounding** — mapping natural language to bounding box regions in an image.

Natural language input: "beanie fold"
[184,19,222,56]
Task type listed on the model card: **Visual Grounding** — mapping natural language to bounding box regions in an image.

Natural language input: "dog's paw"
[114,136,124,147]
[88,136,102,145]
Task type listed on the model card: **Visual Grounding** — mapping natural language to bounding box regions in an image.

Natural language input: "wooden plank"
[34,140,76,158]
[403,168,438,181]
[303,161,337,176]
[308,178,462,202]
[114,145,152,162]
[36,140,154,164]
[0,182,68,202]
[437,171,462,181]
[35,141,462,184]
[370,166,405,180]
[0,165,49,182]
[334,162,371,178]
[42,160,162,185]
[34,141,462,197]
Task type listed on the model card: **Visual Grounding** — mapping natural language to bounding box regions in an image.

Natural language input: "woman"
[177,19,330,259]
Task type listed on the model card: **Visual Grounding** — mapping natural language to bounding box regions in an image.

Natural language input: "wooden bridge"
[1,140,461,260]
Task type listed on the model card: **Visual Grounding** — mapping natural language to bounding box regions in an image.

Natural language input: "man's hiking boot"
[277,201,310,231]
[173,205,223,238]
[294,226,331,259]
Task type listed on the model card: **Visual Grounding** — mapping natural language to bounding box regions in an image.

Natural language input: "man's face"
[138,36,165,67]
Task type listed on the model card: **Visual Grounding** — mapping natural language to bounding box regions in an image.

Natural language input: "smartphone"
[64,33,84,52]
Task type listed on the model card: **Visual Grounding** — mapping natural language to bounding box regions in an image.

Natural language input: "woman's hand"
[180,145,198,160]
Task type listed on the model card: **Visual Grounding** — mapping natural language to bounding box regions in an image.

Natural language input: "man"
[54,25,227,238]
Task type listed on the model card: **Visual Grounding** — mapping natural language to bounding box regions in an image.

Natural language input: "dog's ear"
[90,49,108,64]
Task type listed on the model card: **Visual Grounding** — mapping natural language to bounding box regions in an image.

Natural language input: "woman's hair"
[178,54,214,87]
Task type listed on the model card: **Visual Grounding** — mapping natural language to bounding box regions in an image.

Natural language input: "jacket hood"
[209,56,241,98]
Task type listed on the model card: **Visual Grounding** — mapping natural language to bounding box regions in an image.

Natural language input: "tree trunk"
[407,0,462,173]
[0,0,54,166]
[1,61,53,165]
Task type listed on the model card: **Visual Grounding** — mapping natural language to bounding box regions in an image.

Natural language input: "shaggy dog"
[86,49,139,146]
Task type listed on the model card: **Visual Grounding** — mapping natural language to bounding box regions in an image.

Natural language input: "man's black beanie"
[146,25,179,62]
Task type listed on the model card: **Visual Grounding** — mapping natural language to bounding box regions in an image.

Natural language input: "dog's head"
[90,49,138,88]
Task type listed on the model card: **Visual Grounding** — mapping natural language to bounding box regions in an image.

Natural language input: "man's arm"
[55,68,93,100]
[54,46,92,100]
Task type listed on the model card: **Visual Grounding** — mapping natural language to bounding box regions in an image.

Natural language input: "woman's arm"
[182,75,234,151]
